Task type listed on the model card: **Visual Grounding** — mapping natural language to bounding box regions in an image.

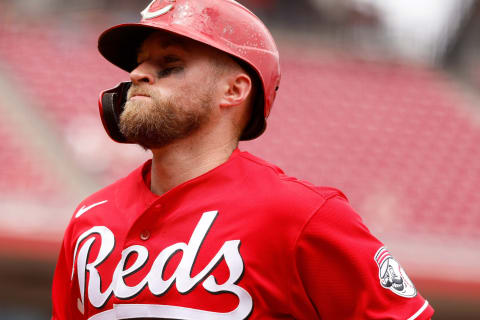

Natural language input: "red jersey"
[52,149,434,319]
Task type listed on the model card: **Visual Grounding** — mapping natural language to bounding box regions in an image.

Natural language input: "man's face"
[119,31,221,149]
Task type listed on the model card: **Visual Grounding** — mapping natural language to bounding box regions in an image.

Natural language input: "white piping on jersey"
[407,301,430,320]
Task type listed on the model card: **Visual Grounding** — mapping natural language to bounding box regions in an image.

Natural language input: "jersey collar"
[114,148,243,212]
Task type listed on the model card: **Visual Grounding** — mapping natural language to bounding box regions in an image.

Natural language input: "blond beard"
[119,85,213,150]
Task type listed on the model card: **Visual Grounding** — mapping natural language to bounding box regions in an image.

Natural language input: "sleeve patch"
[374,247,417,298]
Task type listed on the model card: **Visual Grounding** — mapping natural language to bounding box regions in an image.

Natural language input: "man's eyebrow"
[163,55,182,63]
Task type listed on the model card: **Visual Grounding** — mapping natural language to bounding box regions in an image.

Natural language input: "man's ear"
[219,73,252,109]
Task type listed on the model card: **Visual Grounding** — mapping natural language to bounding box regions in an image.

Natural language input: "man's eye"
[157,67,182,77]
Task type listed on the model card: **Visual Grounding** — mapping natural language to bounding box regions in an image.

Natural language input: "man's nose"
[129,62,155,84]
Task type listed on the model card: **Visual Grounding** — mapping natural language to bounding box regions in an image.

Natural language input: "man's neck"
[149,138,238,195]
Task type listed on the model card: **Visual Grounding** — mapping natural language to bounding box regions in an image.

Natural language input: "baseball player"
[52,0,434,319]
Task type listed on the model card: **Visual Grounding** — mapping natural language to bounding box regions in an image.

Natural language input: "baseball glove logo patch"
[374,247,417,298]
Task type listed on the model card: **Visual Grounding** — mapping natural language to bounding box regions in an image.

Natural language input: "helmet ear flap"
[98,82,132,143]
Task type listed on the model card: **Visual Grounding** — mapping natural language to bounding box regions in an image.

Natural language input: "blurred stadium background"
[0,0,479,318]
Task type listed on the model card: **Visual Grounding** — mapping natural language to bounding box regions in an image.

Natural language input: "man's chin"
[121,131,178,151]
[135,141,171,151]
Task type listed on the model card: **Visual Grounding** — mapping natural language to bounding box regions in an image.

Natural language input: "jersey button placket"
[137,201,162,241]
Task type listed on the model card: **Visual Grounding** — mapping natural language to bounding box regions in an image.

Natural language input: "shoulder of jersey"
[238,151,348,202]
[71,161,145,220]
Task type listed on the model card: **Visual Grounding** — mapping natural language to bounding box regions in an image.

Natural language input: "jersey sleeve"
[52,237,70,320]
[294,195,434,320]
[52,223,81,320]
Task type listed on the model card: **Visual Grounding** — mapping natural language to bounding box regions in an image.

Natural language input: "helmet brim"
[99,24,161,72]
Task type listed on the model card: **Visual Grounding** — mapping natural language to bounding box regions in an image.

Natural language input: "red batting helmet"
[98,0,281,142]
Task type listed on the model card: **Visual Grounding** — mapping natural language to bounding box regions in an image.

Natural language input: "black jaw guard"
[98,81,132,143]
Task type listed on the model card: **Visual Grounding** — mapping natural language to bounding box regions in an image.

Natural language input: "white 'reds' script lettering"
[71,211,253,319]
